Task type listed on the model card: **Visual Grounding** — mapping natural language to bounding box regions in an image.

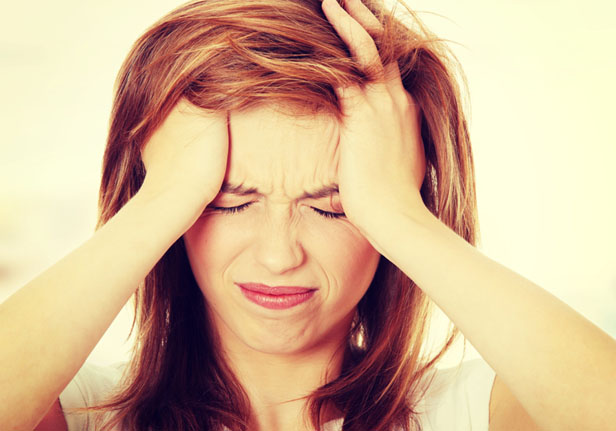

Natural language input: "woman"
[2,0,614,430]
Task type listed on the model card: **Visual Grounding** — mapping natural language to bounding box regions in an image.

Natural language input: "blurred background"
[1,0,615,366]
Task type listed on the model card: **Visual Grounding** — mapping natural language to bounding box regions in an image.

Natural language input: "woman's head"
[183,105,381,357]
[95,1,478,430]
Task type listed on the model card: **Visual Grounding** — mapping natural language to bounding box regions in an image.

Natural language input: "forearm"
[364,207,616,431]
[0,188,197,430]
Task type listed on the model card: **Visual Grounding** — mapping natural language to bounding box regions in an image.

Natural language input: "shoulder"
[59,361,127,431]
[416,358,496,431]
[326,359,497,431]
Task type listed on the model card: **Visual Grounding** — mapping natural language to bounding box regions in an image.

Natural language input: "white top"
[60,358,496,431]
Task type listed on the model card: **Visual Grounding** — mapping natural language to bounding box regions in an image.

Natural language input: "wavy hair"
[80,0,478,430]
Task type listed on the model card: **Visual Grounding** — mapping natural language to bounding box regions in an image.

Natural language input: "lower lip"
[239,287,316,310]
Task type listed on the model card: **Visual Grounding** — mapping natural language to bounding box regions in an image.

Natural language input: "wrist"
[130,181,207,238]
[349,196,438,260]
[349,190,432,232]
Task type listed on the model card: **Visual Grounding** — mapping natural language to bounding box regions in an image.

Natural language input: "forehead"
[229,105,337,157]
[226,106,339,197]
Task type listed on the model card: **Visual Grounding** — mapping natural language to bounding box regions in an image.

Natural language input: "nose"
[253,211,306,275]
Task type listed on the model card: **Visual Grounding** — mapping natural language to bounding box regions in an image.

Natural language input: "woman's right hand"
[140,99,229,224]
[0,100,229,430]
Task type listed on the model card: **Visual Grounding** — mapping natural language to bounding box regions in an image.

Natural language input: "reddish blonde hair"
[84,1,478,430]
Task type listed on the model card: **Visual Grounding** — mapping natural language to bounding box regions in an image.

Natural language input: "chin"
[239,321,320,356]
[246,340,307,356]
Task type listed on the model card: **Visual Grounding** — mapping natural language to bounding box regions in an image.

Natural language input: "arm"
[0,185,199,430]
[321,1,616,429]
[0,100,228,430]
[366,207,616,431]
[34,399,68,431]
[489,376,542,431]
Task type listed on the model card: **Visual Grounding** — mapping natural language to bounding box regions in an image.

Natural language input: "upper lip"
[237,283,316,295]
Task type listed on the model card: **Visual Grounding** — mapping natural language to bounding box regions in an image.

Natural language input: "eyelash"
[212,203,345,219]
[310,207,345,219]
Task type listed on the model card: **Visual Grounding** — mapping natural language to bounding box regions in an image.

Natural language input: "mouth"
[236,282,317,310]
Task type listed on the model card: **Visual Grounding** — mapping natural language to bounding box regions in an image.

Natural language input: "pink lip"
[237,283,316,310]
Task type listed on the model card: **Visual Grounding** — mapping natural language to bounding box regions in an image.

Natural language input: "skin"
[183,108,381,429]
[8,0,614,430]
[320,1,616,431]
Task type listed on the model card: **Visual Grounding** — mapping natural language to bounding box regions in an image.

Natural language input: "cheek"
[302,219,381,298]
[183,216,247,287]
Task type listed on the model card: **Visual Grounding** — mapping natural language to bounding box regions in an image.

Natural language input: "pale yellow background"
[1,1,615,366]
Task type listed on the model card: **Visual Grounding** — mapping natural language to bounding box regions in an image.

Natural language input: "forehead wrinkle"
[220,181,339,201]
[259,199,302,243]
[226,106,340,201]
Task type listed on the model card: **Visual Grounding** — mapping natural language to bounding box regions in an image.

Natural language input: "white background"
[1,0,615,366]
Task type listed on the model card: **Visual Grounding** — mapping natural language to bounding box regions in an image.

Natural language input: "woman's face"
[183,105,381,357]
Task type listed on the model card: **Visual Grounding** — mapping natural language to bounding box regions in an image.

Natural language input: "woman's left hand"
[328,4,616,431]
[321,0,427,233]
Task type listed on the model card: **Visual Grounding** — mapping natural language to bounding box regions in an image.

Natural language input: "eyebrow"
[220,182,339,200]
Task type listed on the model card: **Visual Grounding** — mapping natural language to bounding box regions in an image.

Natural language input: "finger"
[383,62,408,108]
[324,0,408,105]
[342,0,407,99]
[322,0,384,79]
[342,0,383,36]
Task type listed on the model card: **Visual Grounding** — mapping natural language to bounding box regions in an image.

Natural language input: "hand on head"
[139,0,427,239]
[321,0,427,230]
[140,99,230,220]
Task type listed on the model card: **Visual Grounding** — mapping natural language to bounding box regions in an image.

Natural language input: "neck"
[240,351,344,430]
[218,328,350,431]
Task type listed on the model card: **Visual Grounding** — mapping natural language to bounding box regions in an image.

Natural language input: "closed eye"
[211,203,345,219]
[311,207,346,219]
[211,202,253,214]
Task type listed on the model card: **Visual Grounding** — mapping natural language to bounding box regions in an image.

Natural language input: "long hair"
[82,0,478,430]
